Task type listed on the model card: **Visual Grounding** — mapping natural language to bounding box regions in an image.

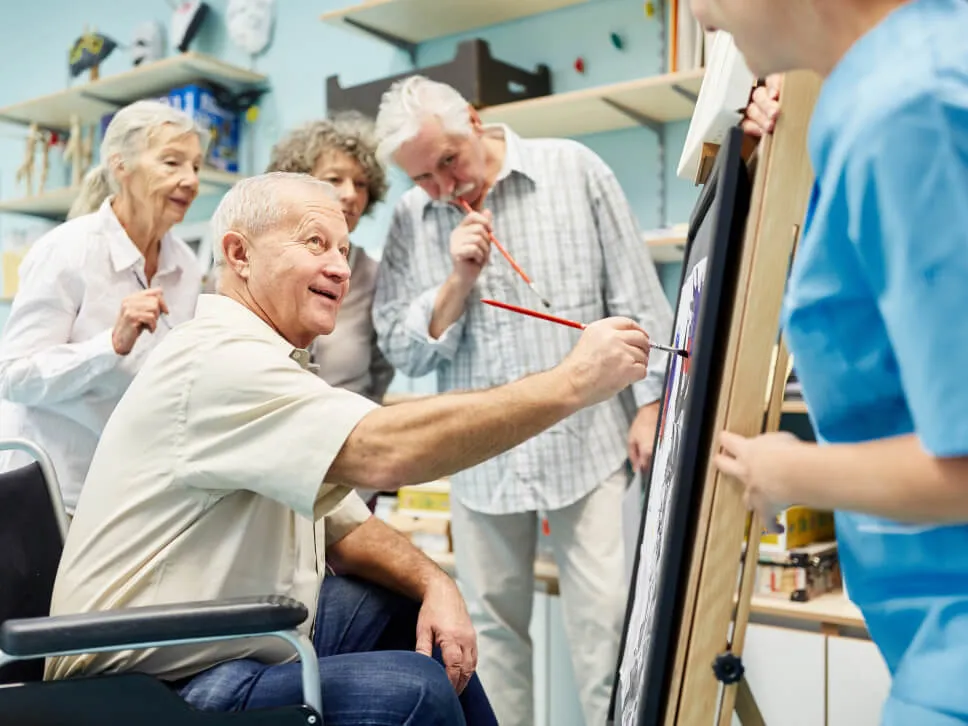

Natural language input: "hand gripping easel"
[661,69,822,726]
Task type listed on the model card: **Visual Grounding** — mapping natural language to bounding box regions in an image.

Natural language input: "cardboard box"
[760,506,835,553]
[397,480,450,517]
[167,83,240,173]
[98,83,240,173]
[755,541,840,602]
[387,511,451,555]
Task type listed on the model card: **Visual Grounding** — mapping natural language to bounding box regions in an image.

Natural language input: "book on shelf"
[667,0,709,72]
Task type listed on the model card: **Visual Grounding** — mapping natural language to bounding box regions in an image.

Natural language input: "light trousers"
[451,468,629,726]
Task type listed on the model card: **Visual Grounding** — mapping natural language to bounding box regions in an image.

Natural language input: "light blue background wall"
[0,0,698,390]
[0,3,700,719]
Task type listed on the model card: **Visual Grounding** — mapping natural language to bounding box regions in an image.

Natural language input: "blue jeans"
[176,576,497,725]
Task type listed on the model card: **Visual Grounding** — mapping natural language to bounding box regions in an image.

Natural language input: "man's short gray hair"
[374,75,473,166]
[68,100,206,219]
[210,172,339,271]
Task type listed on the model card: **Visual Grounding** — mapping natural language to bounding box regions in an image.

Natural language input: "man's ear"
[468,105,484,134]
[222,231,250,280]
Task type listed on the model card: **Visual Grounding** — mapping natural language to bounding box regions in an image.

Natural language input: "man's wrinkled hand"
[415,578,478,693]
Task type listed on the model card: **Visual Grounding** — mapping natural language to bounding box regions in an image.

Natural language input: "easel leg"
[735,679,766,726]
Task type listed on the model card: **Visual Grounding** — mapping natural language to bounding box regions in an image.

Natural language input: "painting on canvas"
[610,126,752,726]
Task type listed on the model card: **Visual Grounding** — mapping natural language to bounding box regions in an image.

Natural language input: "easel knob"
[712,651,745,684]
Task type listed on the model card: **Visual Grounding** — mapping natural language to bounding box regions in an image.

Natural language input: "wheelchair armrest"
[0,595,308,658]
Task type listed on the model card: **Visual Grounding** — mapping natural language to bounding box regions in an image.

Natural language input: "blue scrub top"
[781,0,968,718]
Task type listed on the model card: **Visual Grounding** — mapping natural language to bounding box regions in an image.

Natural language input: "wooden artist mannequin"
[37,130,52,193]
[15,123,41,197]
[63,114,83,187]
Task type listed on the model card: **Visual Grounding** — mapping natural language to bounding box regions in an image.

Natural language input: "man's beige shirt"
[45,294,377,682]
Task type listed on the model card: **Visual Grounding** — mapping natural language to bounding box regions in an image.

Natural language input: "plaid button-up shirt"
[373,125,673,514]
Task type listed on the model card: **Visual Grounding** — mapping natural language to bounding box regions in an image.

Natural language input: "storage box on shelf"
[760,506,835,554]
[376,480,453,554]
[326,39,550,119]
[396,480,450,518]
[96,82,243,174]
[756,540,841,603]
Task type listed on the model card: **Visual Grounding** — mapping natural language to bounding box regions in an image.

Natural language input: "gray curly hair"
[266,111,388,217]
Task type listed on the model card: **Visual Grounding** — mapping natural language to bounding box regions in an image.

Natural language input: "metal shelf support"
[343,18,418,65]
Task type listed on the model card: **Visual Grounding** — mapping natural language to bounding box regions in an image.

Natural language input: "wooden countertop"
[749,589,866,631]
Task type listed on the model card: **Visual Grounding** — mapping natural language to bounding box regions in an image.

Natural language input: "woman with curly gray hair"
[266,112,394,404]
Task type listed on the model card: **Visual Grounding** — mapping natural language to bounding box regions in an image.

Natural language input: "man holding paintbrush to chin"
[372,75,674,726]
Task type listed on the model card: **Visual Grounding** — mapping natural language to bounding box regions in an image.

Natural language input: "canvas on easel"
[611,123,753,726]
[608,70,822,726]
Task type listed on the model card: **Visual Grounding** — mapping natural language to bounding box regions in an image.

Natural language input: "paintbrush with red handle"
[456,198,552,309]
[480,298,689,358]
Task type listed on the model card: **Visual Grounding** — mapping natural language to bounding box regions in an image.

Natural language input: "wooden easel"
[659,69,822,726]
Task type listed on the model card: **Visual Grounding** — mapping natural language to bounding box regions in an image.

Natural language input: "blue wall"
[0,0,697,391]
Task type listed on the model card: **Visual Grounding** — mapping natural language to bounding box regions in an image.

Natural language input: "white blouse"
[0,198,202,512]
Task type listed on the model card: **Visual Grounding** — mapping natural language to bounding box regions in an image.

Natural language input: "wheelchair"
[0,437,324,725]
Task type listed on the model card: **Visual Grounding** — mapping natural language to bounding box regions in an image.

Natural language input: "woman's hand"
[112,288,169,355]
[714,430,804,530]
[742,74,783,138]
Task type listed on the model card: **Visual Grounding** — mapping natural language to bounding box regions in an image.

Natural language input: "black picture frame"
[609,126,753,726]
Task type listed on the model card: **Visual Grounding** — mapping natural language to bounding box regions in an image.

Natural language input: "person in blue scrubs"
[694,0,968,723]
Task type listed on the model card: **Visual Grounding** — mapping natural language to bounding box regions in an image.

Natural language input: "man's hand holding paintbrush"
[559,317,655,406]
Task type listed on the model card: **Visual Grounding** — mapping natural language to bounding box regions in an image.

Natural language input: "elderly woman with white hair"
[0,99,205,516]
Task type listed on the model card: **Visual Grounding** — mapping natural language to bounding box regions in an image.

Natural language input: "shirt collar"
[489,123,537,186]
[98,196,185,279]
[807,0,922,173]
[422,123,539,211]
[194,294,318,371]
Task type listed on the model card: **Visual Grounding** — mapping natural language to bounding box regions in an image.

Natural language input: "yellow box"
[397,479,450,514]
[2,248,28,298]
[760,506,834,552]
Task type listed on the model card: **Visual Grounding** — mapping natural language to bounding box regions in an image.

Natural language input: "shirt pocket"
[517,200,602,312]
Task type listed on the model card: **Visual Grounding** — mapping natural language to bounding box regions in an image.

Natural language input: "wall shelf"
[781,399,808,415]
[644,225,688,263]
[0,168,243,220]
[0,52,268,131]
[751,589,866,632]
[479,68,704,138]
[320,0,592,48]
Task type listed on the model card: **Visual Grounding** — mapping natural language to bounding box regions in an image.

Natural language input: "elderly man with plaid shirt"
[373,75,674,726]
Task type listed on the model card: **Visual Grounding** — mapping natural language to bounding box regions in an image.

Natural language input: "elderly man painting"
[372,75,674,725]
[45,172,656,725]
